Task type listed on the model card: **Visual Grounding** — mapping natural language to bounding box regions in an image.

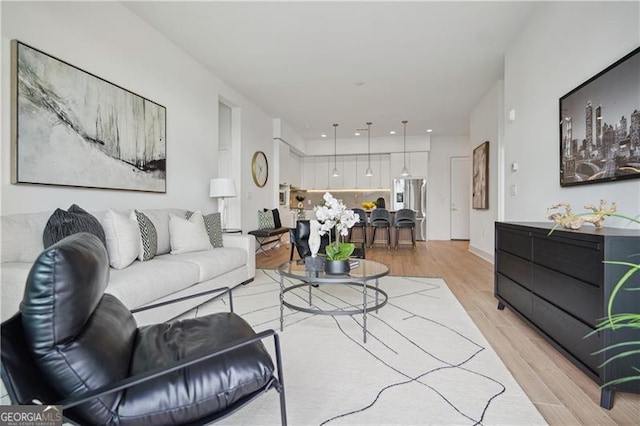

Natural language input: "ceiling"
[124,1,540,140]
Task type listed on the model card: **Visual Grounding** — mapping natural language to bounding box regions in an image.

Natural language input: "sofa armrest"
[222,234,256,280]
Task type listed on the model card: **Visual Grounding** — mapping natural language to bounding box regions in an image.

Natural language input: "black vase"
[324,260,350,275]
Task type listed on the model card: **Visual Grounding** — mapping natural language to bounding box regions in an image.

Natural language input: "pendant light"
[400,120,410,176]
[365,122,373,177]
[331,123,339,177]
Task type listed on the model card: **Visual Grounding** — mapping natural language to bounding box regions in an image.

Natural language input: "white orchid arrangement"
[314,192,359,261]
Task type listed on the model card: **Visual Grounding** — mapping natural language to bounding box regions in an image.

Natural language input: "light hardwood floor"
[256,240,639,425]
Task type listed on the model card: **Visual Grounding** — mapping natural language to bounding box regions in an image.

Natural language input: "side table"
[277,259,389,343]
[222,228,242,234]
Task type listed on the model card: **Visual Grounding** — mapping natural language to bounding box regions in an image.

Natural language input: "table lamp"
[209,178,236,230]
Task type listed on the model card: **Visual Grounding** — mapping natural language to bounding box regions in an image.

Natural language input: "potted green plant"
[314,192,358,274]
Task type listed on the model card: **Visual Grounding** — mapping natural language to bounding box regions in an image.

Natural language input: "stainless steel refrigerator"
[392,178,427,240]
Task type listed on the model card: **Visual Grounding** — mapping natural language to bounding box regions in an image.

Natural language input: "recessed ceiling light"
[390,131,396,135]
[321,134,327,138]
[426,129,433,133]
[354,132,361,136]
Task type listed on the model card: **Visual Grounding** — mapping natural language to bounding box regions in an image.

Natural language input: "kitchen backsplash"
[290,190,389,210]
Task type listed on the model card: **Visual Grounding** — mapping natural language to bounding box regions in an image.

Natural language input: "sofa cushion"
[42,205,106,249]
[164,247,247,282]
[1,263,32,321]
[101,209,140,270]
[106,257,200,309]
[118,313,274,424]
[0,211,51,263]
[131,210,158,261]
[169,212,212,255]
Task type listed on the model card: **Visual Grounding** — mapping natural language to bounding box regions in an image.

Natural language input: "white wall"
[503,1,640,228]
[428,136,469,240]
[469,80,503,260]
[1,2,277,232]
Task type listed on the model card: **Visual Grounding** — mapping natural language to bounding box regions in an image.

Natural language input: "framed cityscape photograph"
[559,46,640,187]
[11,40,167,192]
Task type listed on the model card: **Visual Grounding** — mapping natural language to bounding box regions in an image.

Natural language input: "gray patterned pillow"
[43,204,107,249]
[257,210,275,229]
[185,211,223,248]
[131,210,158,261]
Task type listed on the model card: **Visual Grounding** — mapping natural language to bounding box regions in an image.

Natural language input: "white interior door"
[450,156,470,240]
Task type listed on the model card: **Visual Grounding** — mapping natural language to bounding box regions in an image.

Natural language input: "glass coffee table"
[277,259,389,343]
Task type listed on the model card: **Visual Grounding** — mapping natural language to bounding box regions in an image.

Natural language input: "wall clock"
[251,151,268,188]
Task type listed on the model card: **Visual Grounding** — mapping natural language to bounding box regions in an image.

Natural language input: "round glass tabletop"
[277,258,389,282]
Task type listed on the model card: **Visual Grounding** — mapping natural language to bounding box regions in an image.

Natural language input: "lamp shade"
[209,178,236,198]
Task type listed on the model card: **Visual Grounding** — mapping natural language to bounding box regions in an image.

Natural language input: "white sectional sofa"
[0,208,255,326]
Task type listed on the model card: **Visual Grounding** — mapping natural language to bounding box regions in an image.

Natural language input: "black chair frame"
[1,286,287,426]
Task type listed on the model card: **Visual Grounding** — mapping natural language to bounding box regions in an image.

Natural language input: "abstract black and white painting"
[11,40,166,192]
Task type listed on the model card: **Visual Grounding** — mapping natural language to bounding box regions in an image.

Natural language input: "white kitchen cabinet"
[356,155,371,189]
[278,140,290,185]
[315,156,329,190]
[290,152,302,188]
[328,156,343,189]
[341,155,357,189]
[379,154,391,189]
[389,152,403,180]
[303,156,316,189]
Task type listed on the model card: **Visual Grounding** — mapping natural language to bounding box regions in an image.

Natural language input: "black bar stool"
[370,208,391,249]
[394,208,416,249]
[349,208,368,246]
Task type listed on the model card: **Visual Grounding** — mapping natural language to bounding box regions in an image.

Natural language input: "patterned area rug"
[191,269,546,425]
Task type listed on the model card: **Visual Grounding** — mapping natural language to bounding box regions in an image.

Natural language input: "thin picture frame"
[472,141,489,210]
[11,40,167,193]
[559,46,640,187]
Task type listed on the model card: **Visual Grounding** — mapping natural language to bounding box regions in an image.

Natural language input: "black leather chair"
[289,220,331,260]
[1,233,287,425]
[394,208,417,249]
[289,220,365,260]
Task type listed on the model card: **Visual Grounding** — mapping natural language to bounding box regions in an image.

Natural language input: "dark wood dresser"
[494,222,640,408]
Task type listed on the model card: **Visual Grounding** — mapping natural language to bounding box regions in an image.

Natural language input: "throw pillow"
[169,211,213,255]
[43,204,107,249]
[271,208,282,228]
[130,210,158,261]
[257,210,275,229]
[100,209,140,269]
[138,209,173,255]
[186,211,223,248]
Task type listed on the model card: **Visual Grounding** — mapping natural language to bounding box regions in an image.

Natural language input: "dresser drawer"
[496,226,531,260]
[532,234,602,285]
[496,250,532,290]
[533,264,602,327]
[532,295,602,376]
[496,274,532,318]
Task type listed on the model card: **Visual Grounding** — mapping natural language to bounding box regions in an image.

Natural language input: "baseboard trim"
[469,244,494,264]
